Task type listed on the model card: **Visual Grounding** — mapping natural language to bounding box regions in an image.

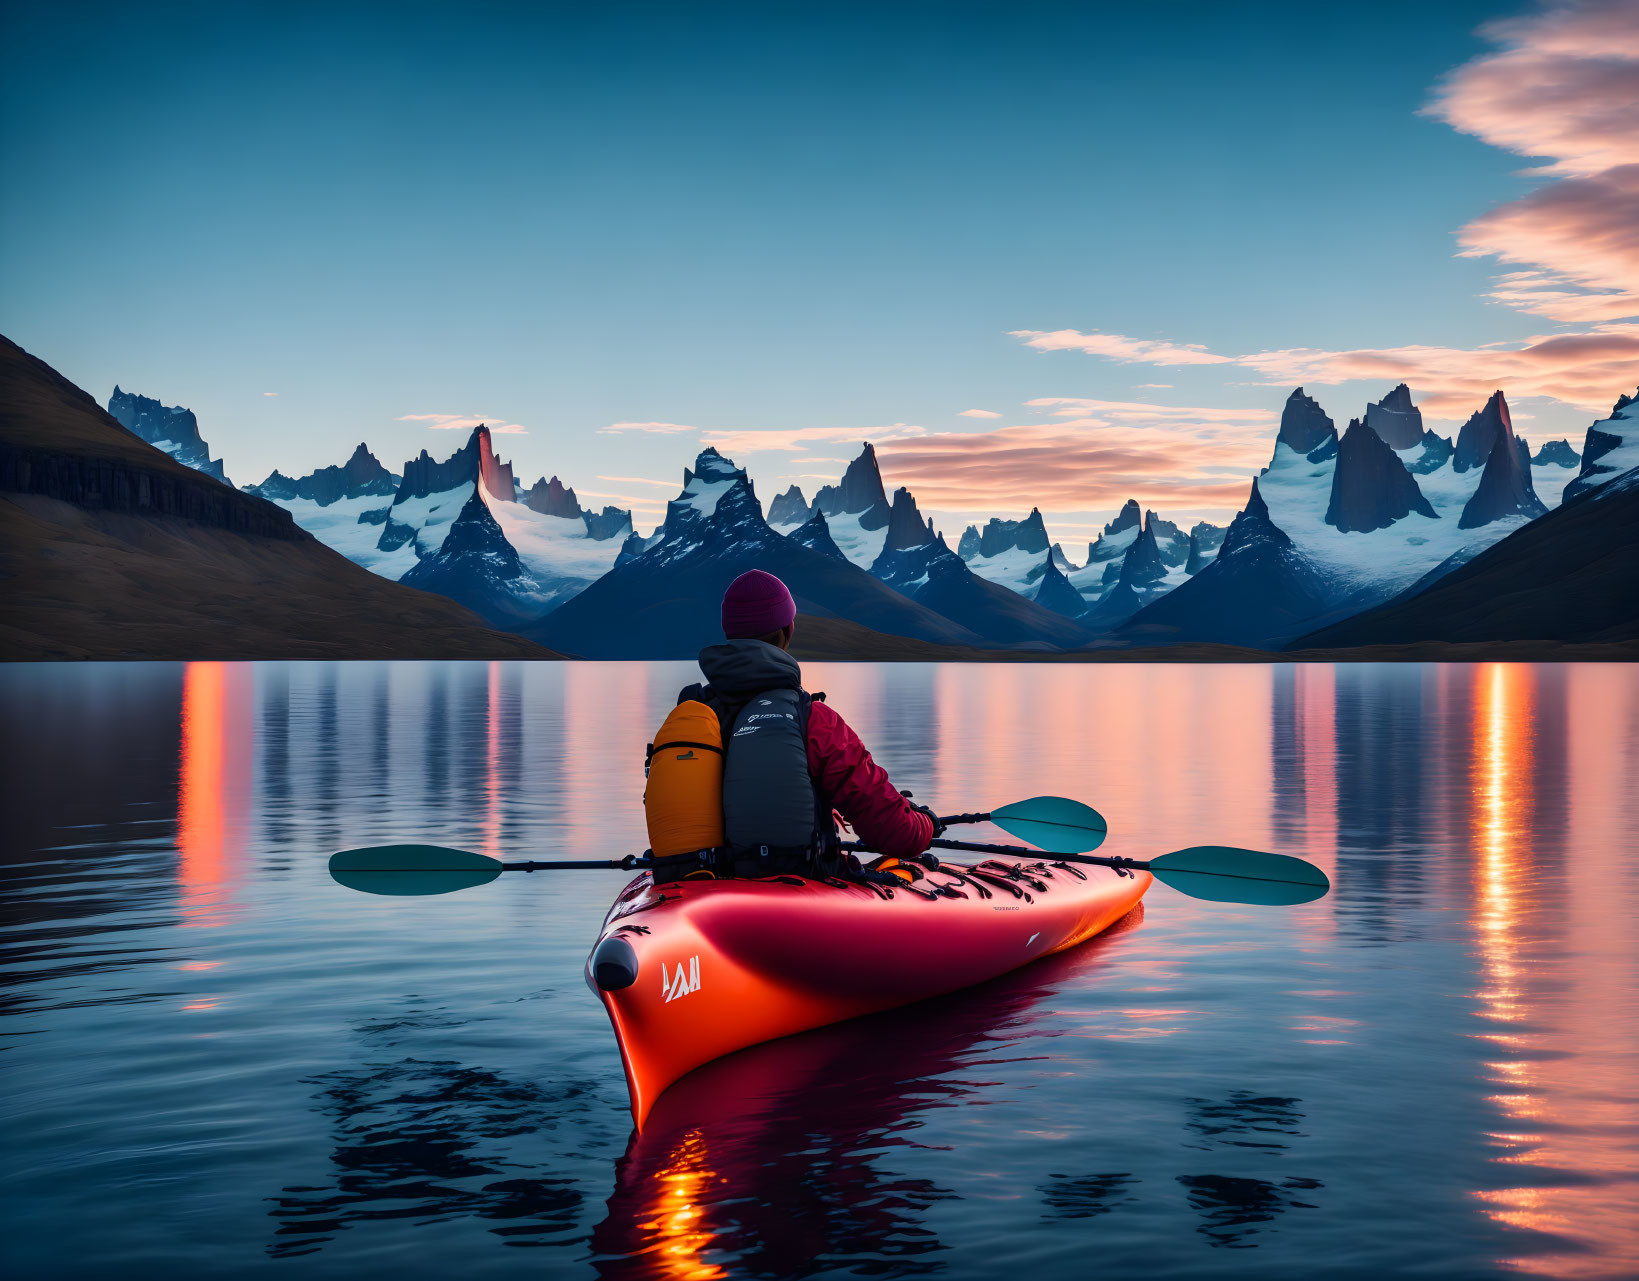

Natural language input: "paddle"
[331,838,1328,906]
[329,844,646,897]
[936,796,1108,854]
[899,837,1329,906]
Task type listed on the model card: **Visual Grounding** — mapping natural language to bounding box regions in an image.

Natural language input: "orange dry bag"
[644,700,725,858]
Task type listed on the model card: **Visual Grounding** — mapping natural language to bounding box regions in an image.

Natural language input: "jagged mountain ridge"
[246,426,633,622]
[866,487,1091,648]
[1295,462,1639,648]
[526,448,1000,658]
[248,443,398,505]
[2,336,551,659]
[107,387,231,484]
[1120,384,1587,648]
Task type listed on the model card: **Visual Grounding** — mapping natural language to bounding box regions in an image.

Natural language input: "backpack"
[644,683,838,883]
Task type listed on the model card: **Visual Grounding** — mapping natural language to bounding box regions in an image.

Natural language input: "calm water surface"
[2,661,1637,1280]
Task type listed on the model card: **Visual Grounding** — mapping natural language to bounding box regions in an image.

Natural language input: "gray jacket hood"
[697,640,803,695]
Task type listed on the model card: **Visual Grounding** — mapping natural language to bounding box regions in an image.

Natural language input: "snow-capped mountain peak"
[1564,388,1639,501]
[814,443,891,528]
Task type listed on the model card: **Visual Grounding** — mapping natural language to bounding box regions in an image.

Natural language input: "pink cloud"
[1425,2,1639,178]
[1009,328,1233,365]
[1455,165,1639,319]
[958,408,1002,418]
[871,421,1272,521]
[1237,324,1639,417]
[1011,326,1638,419]
[1423,0,1639,322]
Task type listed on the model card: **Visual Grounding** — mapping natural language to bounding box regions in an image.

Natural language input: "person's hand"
[907,800,945,837]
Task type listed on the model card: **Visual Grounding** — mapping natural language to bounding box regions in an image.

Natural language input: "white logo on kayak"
[663,956,701,1003]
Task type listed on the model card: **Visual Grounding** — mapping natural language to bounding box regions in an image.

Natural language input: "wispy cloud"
[1234,325,1639,416]
[958,408,1001,418]
[397,413,527,434]
[262,391,279,397]
[699,424,927,453]
[1423,0,1639,321]
[1010,328,1233,365]
[1134,383,1172,389]
[599,421,697,434]
[878,422,1265,519]
[1009,326,1638,418]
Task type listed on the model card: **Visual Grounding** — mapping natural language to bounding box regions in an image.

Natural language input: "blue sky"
[3,1,1633,539]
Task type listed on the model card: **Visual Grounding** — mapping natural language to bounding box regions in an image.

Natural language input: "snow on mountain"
[1185,521,1226,573]
[1123,478,1333,649]
[1045,499,1208,625]
[787,443,894,569]
[526,447,995,657]
[787,507,848,561]
[1277,387,1338,459]
[1295,462,1639,649]
[1122,386,1573,647]
[1080,511,1187,628]
[399,490,544,625]
[1564,388,1639,502]
[241,444,409,574]
[107,387,231,483]
[247,426,626,618]
[868,488,1090,647]
[959,508,1074,596]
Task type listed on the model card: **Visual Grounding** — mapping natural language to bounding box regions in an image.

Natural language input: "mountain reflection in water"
[1,659,1636,1281]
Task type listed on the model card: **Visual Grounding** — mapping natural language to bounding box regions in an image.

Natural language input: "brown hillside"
[0,335,558,660]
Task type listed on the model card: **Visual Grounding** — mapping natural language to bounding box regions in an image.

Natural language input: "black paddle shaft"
[936,811,992,827]
[502,856,651,872]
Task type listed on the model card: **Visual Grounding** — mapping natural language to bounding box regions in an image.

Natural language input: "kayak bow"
[586,857,1149,1127]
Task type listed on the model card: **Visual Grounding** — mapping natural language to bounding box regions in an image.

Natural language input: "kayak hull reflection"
[586,858,1151,1127]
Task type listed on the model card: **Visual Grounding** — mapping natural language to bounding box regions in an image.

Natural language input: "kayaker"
[646,569,939,882]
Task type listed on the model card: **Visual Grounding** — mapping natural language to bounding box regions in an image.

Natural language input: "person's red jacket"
[805,700,934,858]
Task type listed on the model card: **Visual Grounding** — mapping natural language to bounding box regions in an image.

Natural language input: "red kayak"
[585,857,1151,1127]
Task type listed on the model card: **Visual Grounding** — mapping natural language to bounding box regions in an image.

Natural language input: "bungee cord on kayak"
[328,569,1328,1125]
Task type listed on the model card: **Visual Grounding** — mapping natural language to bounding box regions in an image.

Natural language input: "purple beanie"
[721,569,796,639]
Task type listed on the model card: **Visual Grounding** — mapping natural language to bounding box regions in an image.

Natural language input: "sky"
[2,0,1635,544]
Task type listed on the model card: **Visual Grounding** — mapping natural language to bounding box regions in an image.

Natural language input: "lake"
[2,660,1636,1280]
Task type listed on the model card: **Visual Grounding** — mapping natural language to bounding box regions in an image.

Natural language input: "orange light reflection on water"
[636,1129,726,1281]
[1467,664,1639,1278]
[176,662,254,928]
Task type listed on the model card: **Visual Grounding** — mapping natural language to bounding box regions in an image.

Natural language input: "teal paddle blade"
[989,796,1109,854]
[328,844,503,897]
[1148,846,1330,906]
[331,868,501,897]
